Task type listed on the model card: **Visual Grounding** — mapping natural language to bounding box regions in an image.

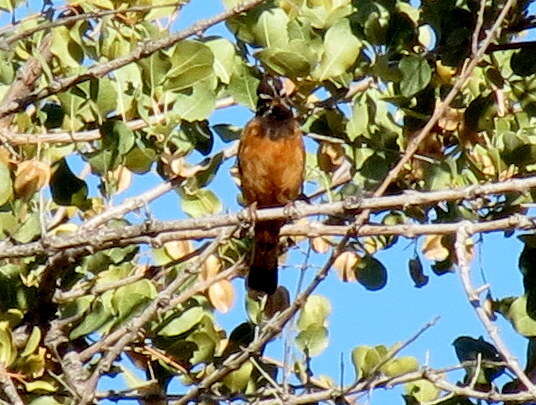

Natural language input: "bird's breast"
[238,117,305,207]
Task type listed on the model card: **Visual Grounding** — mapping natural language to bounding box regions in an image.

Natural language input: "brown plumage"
[238,77,305,295]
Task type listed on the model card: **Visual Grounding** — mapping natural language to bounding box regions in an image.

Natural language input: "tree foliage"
[1,0,536,404]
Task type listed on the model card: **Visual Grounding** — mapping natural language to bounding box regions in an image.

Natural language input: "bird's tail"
[247,220,282,295]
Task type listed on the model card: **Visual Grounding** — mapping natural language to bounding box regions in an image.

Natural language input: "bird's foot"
[283,200,303,221]
[238,202,258,234]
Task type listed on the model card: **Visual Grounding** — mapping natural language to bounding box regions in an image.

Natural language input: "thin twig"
[0,0,266,120]
[2,2,186,47]
[455,222,536,395]
[0,365,24,405]
[77,228,237,404]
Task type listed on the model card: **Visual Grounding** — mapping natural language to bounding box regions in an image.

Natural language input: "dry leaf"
[208,280,235,313]
[201,254,222,281]
[311,236,331,254]
[422,235,449,261]
[438,106,463,132]
[110,165,132,194]
[164,240,193,261]
[333,250,358,282]
[469,147,496,177]
[317,142,345,173]
[14,160,50,199]
[436,60,456,84]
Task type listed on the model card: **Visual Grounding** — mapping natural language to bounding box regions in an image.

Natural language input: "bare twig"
[77,228,237,404]
[2,2,186,47]
[0,0,266,120]
[356,0,516,227]
[455,222,536,395]
[4,96,236,145]
[79,252,242,362]
[0,365,23,405]
[472,0,487,56]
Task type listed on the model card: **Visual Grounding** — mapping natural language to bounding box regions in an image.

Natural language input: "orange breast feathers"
[238,116,305,209]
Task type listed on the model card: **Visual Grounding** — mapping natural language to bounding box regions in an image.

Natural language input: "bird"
[237,76,305,295]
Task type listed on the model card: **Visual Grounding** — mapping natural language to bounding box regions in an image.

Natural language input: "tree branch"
[455,222,536,395]
[0,0,266,120]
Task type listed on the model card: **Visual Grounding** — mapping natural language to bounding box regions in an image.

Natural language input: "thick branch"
[1,175,536,260]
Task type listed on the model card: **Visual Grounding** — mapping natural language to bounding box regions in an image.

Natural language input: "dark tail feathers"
[247,220,282,295]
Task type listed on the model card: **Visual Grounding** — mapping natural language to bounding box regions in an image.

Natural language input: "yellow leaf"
[201,254,221,281]
[208,280,235,313]
[311,236,331,254]
[422,235,449,261]
[110,165,132,195]
[333,251,358,282]
[163,240,193,261]
[14,160,50,199]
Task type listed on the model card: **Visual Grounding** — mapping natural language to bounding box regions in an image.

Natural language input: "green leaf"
[90,78,117,117]
[0,160,13,206]
[355,255,388,291]
[24,380,57,393]
[511,45,536,77]
[296,325,329,357]
[222,361,253,392]
[50,159,88,208]
[256,40,314,78]
[13,212,41,243]
[297,295,331,330]
[351,345,388,379]
[173,80,216,121]
[206,38,236,84]
[399,56,432,97]
[101,120,135,157]
[381,356,419,378]
[228,61,259,109]
[405,379,439,403]
[313,18,361,81]
[167,40,214,91]
[181,188,222,217]
[20,326,41,357]
[252,7,289,48]
[139,51,171,87]
[0,321,16,367]
[70,300,112,339]
[0,50,14,84]
[124,144,156,174]
[158,307,205,337]
[50,26,84,70]
[347,96,369,141]
[464,95,496,133]
[28,396,63,405]
[213,124,242,142]
[507,296,536,336]
[112,280,156,321]
[187,331,216,365]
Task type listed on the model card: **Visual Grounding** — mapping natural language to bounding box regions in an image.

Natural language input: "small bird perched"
[237,76,305,295]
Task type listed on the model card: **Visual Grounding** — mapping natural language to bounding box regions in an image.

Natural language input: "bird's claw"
[283,201,302,221]
[238,202,258,232]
